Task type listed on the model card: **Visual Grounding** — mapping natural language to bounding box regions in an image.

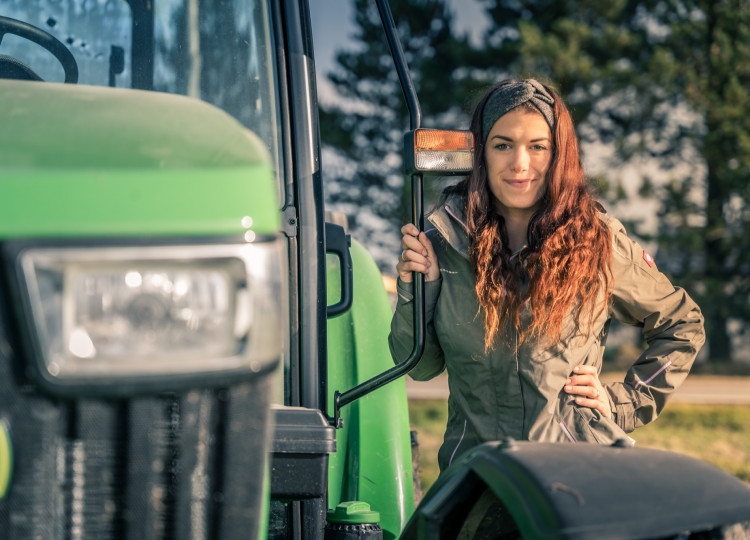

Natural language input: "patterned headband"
[482,79,555,142]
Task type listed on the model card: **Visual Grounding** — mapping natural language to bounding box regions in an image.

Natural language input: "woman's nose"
[510,148,530,172]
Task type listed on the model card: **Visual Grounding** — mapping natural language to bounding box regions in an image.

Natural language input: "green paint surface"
[0,167,280,238]
[0,422,11,500]
[0,80,281,238]
[0,80,270,170]
[326,240,414,539]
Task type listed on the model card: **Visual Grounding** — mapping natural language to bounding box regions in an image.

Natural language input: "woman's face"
[484,108,552,219]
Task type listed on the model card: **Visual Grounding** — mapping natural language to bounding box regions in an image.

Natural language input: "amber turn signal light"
[404,129,474,175]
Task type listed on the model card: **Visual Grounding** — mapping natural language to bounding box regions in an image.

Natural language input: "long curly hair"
[456,80,613,352]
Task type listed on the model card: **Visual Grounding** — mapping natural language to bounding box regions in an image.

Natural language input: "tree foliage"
[320,0,750,361]
[474,0,750,361]
[319,0,477,266]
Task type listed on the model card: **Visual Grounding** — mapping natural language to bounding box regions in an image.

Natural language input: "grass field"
[408,399,750,493]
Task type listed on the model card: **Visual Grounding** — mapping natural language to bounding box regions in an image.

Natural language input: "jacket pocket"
[555,399,634,446]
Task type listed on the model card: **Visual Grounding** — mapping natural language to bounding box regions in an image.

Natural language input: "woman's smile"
[505,178,536,187]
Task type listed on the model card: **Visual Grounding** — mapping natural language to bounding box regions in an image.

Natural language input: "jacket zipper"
[515,332,526,437]
[448,420,468,468]
[634,360,673,390]
[559,421,577,443]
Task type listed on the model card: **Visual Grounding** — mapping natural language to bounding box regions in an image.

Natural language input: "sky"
[309,0,488,82]
[307,1,491,268]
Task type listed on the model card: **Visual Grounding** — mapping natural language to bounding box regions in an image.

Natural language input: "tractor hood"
[0,80,280,238]
[0,79,270,170]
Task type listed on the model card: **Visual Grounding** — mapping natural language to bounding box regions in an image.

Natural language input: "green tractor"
[0,1,749,539]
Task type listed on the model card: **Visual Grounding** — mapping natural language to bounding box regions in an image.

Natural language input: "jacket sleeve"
[388,276,446,381]
[605,220,706,433]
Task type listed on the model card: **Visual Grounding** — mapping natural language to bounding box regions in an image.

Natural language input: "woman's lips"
[505,178,534,187]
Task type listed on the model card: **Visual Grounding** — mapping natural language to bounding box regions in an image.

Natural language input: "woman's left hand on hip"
[564,364,613,419]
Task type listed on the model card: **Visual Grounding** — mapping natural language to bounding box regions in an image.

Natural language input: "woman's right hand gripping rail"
[396,223,440,282]
[389,223,446,381]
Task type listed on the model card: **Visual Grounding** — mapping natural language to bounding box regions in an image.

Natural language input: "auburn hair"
[456,81,613,351]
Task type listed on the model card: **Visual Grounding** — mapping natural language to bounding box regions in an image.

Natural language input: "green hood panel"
[0,167,280,238]
[0,81,280,238]
[0,80,271,169]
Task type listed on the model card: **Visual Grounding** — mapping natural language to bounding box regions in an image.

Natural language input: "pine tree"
[474,0,750,362]
[321,0,750,362]
[319,0,475,268]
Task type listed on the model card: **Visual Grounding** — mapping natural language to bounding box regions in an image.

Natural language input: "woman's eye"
[531,145,548,151]
[494,143,510,150]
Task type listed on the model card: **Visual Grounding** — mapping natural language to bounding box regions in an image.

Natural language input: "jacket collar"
[427,192,470,259]
[428,194,530,263]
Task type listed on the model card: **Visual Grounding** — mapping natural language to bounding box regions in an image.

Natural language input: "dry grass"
[409,400,750,493]
[631,403,750,482]
[407,399,447,492]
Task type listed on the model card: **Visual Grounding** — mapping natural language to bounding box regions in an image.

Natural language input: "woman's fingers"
[564,380,599,399]
[401,224,433,255]
[400,223,422,243]
[571,394,610,418]
[402,233,428,257]
[420,232,440,282]
[563,365,612,418]
[396,246,431,281]
[572,364,597,376]
[396,226,440,282]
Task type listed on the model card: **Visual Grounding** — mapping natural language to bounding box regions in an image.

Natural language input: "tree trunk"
[704,303,732,363]
[701,1,733,363]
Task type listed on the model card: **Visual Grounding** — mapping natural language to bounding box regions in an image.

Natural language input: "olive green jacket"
[389,195,705,472]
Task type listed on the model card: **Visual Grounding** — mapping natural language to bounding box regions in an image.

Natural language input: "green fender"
[326,239,414,539]
[0,421,12,499]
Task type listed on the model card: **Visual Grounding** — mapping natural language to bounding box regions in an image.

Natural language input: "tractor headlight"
[10,241,286,395]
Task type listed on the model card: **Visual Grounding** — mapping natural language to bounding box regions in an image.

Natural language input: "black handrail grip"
[325,222,353,318]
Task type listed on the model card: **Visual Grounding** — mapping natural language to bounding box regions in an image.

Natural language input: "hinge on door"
[282,206,298,237]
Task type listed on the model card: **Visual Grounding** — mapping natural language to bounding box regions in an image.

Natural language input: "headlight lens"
[17,242,286,385]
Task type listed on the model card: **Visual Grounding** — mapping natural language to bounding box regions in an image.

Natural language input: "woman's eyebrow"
[489,134,551,143]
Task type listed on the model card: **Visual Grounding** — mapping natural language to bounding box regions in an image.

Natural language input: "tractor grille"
[0,321,273,540]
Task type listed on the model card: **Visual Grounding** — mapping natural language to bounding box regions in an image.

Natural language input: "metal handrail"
[332,0,426,426]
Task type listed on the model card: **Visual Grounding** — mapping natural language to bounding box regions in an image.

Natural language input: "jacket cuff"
[396,277,442,311]
[613,402,636,433]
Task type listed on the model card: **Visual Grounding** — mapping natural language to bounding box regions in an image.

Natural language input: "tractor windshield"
[0,0,283,184]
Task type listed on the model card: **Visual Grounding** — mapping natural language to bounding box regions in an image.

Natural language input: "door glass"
[1,0,284,193]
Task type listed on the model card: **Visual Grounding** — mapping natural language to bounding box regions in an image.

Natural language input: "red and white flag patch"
[643,250,655,268]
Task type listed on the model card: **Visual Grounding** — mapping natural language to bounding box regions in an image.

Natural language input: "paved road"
[405,373,750,404]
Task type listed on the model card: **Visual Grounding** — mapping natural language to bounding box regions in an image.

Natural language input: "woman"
[389,79,705,473]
